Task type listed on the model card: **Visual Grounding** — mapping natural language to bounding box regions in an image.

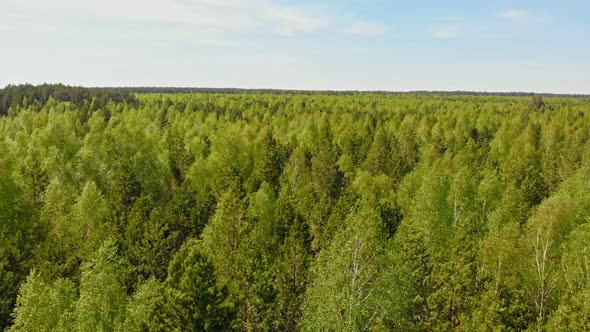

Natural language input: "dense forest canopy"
[2,85,590,331]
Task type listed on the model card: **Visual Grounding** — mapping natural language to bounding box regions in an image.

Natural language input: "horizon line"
[2,83,590,97]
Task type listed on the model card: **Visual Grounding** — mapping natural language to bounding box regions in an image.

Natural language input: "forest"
[2,84,590,331]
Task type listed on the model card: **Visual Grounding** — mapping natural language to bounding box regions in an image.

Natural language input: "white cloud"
[432,24,460,39]
[501,10,529,24]
[1,0,326,37]
[264,6,326,37]
[349,22,386,36]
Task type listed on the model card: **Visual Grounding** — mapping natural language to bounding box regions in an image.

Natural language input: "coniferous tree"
[155,240,234,331]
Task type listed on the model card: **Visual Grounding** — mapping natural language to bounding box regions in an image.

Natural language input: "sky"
[1,0,590,93]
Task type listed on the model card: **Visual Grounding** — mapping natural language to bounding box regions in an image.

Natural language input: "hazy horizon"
[3,84,590,96]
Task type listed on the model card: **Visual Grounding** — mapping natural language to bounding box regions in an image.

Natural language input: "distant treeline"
[106,86,590,98]
[0,84,138,115]
[1,85,587,107]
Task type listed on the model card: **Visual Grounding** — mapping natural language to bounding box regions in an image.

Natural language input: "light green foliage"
[74,240,126,332]
[9,272,77,332]
[545,221,590,331]
[302,206,387,331]
[122,278,163,332]
[69,181,111,261]
[2,91,590,331]
[201,187,247,281]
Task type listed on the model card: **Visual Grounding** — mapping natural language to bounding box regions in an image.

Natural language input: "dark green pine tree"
[0,175,40,330]
[156,239,235,331]
[275,218,311,331]
[308,119,344,251]
[251,128,287,193]
[364,127,395,177]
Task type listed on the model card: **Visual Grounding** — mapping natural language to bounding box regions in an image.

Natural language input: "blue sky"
[1,0,589,93]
